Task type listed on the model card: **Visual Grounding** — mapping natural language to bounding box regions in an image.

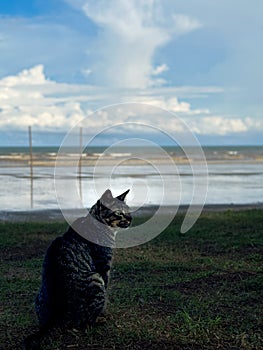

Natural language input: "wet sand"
[1,151,263,168]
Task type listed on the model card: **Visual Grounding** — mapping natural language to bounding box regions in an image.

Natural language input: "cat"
[25,189,131,349]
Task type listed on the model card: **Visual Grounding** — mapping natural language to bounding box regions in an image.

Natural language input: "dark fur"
[25,189,131,349]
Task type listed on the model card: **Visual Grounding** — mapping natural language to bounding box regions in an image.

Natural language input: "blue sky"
[0,0,262,146]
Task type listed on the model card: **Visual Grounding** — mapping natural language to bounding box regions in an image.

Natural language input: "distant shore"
[1,155,263,167]
[1,203,263,222]
[1,146,263,167]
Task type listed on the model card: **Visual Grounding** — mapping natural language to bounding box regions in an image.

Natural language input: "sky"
[0,0,262,146]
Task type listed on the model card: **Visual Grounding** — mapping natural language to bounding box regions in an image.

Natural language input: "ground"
[0,209,262,349]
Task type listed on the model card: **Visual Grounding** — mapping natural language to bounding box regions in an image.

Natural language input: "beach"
[0,146,263,212]
[1,147,262,349]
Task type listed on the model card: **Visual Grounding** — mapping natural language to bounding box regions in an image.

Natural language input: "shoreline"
[1,147,263,167]
[1,157,263,167]
[1,203,263,222]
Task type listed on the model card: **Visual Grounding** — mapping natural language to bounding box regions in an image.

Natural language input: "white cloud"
[130,95,211,116]
[151,64,169,76]
[65,0,201,88]
[244,117,263,131]
[0,66,85,131]
[0,65,48,87]
[190,116,249,135]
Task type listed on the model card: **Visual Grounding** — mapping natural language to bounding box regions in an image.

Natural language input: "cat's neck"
[71,213,116,248]
[88,206,118,235]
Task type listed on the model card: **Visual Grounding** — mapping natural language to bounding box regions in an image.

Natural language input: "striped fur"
[25,189,131,349]
[35,230,111,327]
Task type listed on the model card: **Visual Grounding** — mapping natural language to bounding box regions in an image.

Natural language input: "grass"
[0,210,262,349]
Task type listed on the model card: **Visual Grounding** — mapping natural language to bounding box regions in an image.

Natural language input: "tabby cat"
[25,189,131,349]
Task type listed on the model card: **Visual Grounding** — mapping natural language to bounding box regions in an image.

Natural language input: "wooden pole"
[28,126,34,208]
[78,127,83,200]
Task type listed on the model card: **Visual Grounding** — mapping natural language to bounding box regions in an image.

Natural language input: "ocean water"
[0,146,263,210]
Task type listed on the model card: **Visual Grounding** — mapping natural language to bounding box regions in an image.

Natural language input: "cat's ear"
[100,189,114,206]
[116,189,130,202]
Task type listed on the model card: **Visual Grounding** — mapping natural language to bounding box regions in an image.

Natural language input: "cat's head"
[90,189,132,229]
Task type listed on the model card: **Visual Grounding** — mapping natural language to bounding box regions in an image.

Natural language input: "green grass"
[0,210,262,349]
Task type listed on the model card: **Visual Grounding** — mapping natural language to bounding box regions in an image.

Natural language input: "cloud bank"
[0,66,84,131]
[0,65,261,140]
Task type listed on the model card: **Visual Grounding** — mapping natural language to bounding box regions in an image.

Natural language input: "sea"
[0,146,263,211]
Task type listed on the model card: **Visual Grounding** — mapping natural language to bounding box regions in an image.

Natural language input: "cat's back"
[42,229,93,281]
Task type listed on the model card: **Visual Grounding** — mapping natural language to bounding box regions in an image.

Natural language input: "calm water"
[0,146,263,210]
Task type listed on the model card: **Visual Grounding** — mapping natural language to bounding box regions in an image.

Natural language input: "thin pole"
[28,126,33,208]
[78,127,83,200]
